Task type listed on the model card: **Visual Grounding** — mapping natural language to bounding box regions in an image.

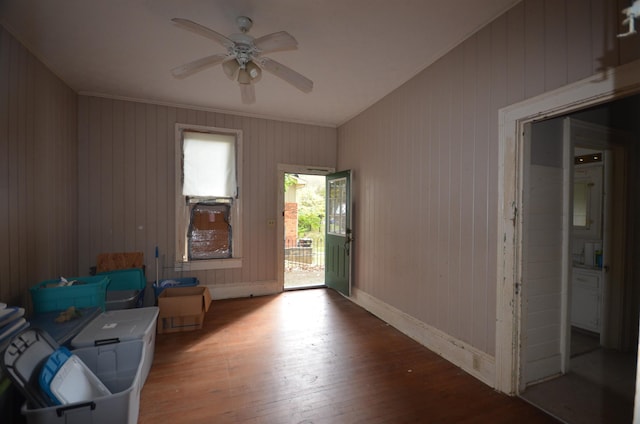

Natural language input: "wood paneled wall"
[337,0,640,357]
[77,97,337,288]
[0,26,78,310]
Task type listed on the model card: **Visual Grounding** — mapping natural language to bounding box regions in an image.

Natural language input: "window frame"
[174,123,243,271]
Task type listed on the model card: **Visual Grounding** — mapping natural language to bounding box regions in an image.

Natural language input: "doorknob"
[345,228,353,244]
[344,228,353,255]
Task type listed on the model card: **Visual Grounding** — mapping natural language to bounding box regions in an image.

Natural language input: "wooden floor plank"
[140,288,558,423]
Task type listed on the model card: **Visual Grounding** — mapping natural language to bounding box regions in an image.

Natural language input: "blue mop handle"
[155,246,159,287]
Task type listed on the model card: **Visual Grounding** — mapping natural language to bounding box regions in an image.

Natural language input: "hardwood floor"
[140,288,558,423]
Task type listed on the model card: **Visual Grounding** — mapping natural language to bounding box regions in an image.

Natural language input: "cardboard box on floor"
[157,286,212,334]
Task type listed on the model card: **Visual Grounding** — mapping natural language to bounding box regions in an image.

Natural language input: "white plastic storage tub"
[21,339,144,424]
[70,307,158,384]
[2,329,65,409]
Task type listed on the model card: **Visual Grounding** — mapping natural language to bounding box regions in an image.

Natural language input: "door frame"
[277,164,335,291]
[495,59,640,395]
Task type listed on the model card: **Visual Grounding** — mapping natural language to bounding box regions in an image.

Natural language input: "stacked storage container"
[2,329,145,424]
[2,308,158,422]
[70,307,158,384]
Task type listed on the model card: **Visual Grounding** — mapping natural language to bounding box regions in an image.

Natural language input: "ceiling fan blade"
[239,84,256,104]
[257,57,313,93]
[172,18,235,49]
[253,31,298,54]
[171,53,229,78]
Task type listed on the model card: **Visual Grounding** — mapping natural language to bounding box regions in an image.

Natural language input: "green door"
[325,170,352,296]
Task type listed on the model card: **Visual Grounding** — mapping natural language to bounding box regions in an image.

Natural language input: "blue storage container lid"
[39,346,72,405]
[39,346,111,405]
[0,307,24,328]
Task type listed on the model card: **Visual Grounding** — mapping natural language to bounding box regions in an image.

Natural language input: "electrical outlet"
[267,219,276,227]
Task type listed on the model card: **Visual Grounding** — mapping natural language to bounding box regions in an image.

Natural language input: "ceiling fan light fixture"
[222,59,240,80]
[246,61,262,82]
[171,16,312,102]
[237,68,252,84]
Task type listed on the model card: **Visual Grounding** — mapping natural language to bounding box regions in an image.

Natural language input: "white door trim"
[496,59,640,395]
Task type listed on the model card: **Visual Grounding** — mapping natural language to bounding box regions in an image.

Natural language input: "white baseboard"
[350,287,496,387]
[206,280,281,300]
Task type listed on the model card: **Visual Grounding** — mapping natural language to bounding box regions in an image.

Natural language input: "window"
[327,177,347,235]
[175,124,242,270]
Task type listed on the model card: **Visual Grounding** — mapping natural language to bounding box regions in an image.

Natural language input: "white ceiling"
[0,0,520,127]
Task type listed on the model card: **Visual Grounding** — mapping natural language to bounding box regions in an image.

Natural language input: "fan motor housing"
[236,16,253,33]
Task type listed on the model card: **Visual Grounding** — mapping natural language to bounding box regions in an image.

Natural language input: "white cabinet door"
[571,269,601,333]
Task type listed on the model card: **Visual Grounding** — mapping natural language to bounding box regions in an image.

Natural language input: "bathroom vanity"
[571,266,602,333]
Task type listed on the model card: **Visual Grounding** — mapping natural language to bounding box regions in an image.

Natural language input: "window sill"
[174,258,242,271]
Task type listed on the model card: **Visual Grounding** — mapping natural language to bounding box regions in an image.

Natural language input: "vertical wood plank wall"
[521,119,567,385]
[523,165,565,384]
[0,26,78,309]
[77,97,337,288]
[2,0,640,369]
[337,0,640,357]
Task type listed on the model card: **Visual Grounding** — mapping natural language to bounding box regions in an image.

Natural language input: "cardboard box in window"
[192,208,227,231]
[157,286,212,334]
[189,228,230,259]
[189,206,231,259]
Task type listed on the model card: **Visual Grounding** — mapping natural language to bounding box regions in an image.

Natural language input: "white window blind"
[182,131,237,197]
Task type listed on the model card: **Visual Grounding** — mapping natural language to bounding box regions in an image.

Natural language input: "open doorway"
[496,60,640,400]
[518,110,638,423]
[281,171,330,290]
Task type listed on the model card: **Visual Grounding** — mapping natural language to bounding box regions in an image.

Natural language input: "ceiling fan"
[170,16,313,104]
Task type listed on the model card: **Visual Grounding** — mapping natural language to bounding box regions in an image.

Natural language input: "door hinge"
[515,281,521,295]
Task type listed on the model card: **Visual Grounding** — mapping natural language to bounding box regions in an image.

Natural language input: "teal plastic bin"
[96,268,145,291]
[96,268,146,310]
[30,276,110,313]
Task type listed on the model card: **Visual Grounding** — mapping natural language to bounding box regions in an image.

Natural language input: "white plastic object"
[48,355,111,404]
[618,0,640,37]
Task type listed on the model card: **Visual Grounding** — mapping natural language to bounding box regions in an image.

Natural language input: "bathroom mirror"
[572,165,602,239]
[573,181,590,229]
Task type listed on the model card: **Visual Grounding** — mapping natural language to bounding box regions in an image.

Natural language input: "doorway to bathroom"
[517,99,638,424]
